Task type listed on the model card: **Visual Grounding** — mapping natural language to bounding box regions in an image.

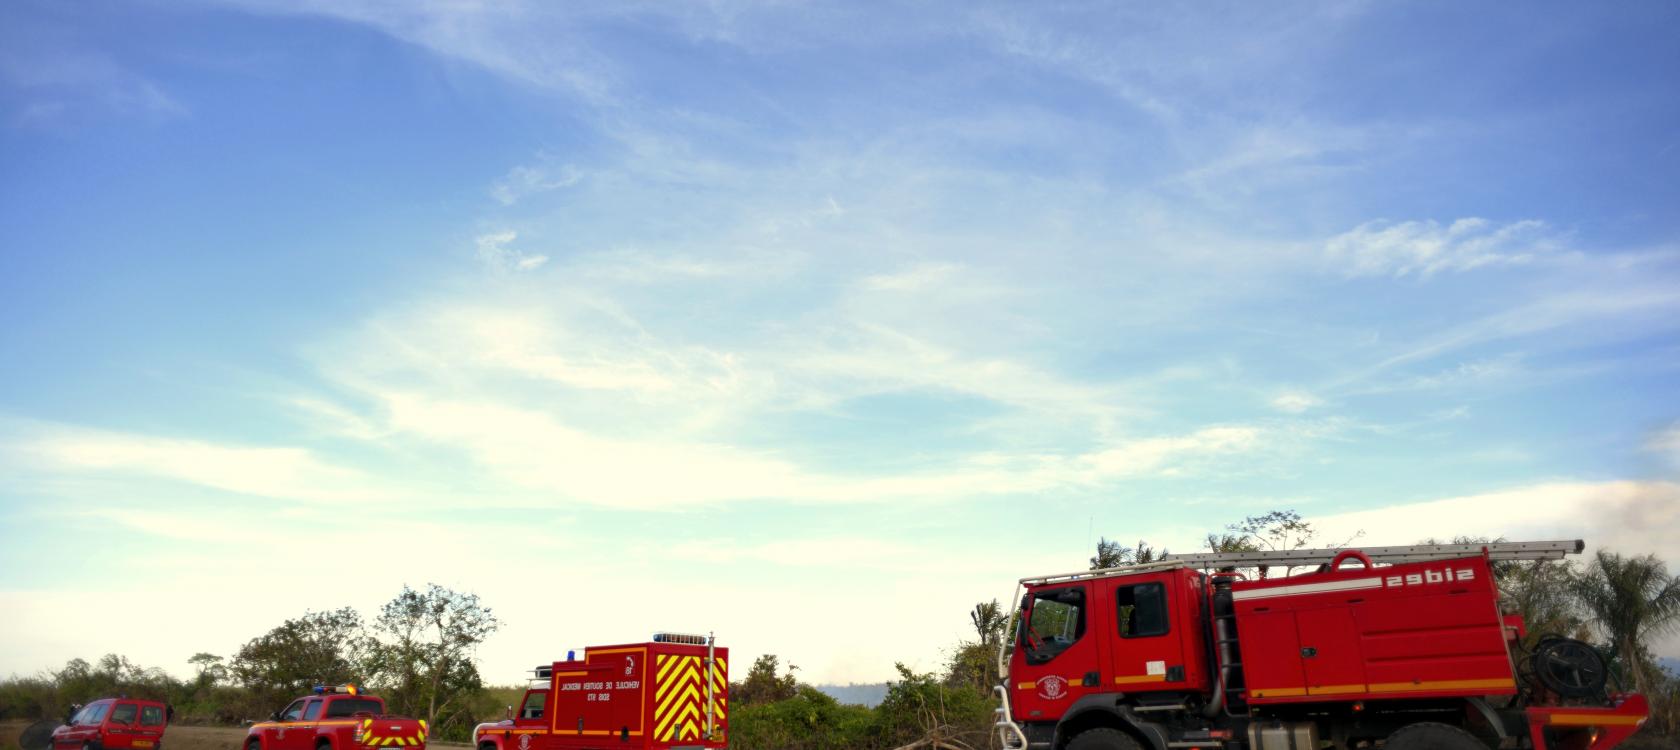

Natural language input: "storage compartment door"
[1238,610,1306,701]
[1297,606,1367,697]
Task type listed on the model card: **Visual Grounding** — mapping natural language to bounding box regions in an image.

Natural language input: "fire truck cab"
[996,540,1650,750]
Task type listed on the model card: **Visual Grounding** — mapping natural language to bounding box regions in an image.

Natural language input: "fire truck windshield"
[1022,587,1086,663]
[519,691,546,719]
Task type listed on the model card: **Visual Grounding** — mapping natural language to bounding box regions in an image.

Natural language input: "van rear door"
[104,702,141,749]
[134,704,166,749]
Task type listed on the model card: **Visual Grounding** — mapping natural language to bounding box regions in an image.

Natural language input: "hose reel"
[1529,636,1608,700]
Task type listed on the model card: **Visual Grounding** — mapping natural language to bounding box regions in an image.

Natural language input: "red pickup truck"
[246,685,428,750]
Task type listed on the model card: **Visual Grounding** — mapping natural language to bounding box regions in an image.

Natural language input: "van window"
[85,705,110,724]
[303,700,323,721]
[520,691,547,719]
[1117,582,1170,638]
[324,699,383,718]
[141,706,165,726]
[1021,586,1086,664]
[280,700,308,722]
[110,704,138,725]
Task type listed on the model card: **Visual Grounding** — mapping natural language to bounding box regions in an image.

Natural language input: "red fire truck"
[994,540,1649,750]
[473,633,728,750]
[246,685,428,750]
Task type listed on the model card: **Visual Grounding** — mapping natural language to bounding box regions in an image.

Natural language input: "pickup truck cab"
[246,685,428,750]
[52,698,170,750]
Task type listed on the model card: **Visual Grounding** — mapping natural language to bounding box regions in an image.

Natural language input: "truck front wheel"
[1383,722,1489,750]
[1066,728,1143,750]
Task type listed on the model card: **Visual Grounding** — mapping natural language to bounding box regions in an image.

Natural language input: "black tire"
[1066,727,1144,750]
[1384,721,1489,750]
[247,740,262,750]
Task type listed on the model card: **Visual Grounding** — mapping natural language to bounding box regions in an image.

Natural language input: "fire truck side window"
[280,700,307,722]
[1021,586,1085,664]
[1117,582,1169,638]
[520,690,546,719]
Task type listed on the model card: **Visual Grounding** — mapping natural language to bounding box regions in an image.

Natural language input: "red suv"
[52,698,170,750]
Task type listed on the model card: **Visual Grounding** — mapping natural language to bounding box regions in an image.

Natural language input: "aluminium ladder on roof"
[1018,539,1584,586]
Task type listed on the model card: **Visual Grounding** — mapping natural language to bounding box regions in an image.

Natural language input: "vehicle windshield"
[519,691,547,719]
[324,698,384,718]
[1021,586,1086,664]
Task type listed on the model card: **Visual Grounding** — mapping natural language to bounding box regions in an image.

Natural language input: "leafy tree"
[189,653,227,690]
[946,600,1010,692]
[732,655,799,707]
[1573,550,1680,693]
[231,608,369,711]
[1203,532,1260,554]
[1089,538,1167,570]
[1228,510,1316,552]
[366,584,500,736]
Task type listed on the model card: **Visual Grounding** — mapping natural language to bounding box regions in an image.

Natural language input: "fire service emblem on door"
[1036,675,1069,700]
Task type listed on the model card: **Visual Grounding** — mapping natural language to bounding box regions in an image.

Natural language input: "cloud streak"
[1326,218,1559,278]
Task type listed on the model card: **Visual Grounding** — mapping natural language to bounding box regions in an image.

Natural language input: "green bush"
[729,685,874,750]
[870,665,993,749]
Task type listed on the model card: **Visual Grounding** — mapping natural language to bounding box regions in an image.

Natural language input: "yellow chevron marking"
[657,655,682,684]
[660,660,701,697]
[654,689,701,739]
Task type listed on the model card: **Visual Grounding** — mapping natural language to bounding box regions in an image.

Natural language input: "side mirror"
[271,711,282,722]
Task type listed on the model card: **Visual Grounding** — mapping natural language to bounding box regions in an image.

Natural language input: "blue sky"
[2,1,1678,684]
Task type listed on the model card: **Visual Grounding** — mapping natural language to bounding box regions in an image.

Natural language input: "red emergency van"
[51,698,170,750]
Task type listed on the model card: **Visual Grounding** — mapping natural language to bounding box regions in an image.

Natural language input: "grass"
[0,722,469,750]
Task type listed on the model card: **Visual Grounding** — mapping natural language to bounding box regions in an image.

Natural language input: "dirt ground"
[0,723,467,750]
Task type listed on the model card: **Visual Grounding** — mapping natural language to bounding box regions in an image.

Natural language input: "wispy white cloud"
[1310,480,1680,568]
[474,231,549,272]
[1326,218,1559,278]
[9,425,387,503]
[490,158,582,205]
[860,263,961,292]
[1,43,187,124]
[1650,424,1680,472]
[1270,392,1321,413]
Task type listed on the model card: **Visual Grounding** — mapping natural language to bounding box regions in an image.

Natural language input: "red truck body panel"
[1232,555,1516,703]
[476,641,728,750]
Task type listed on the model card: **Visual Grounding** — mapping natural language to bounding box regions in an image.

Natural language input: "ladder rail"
[1018,540,1583,585]
[1163,539,1583,568]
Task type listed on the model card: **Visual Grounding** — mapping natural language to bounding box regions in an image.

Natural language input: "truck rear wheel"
[1383,722,1488,750]
[1066,728,1143,750]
